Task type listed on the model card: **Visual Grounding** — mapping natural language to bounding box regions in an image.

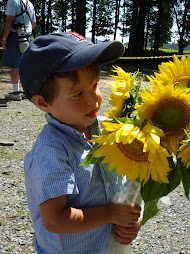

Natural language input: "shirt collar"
[45,113,98,143]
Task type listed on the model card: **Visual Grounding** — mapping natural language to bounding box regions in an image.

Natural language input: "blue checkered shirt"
[24,114,123,254]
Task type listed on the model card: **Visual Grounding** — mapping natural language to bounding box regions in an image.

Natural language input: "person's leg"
[10,67,20,93]
[2,33,22,100]
[10,68,19,85]
[5,67,21,100]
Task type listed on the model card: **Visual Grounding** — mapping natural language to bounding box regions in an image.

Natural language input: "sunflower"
[136,82,190,154]
[177,129,190,169]
[104,66,139,118]
[92,121,171,184]
[147,55,190,89]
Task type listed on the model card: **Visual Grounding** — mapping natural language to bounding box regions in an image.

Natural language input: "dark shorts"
[2,32,30,68]
[2,32,20,68]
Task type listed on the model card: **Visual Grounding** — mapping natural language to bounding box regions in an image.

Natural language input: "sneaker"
[21,93,28,99]
[5,92,22,101]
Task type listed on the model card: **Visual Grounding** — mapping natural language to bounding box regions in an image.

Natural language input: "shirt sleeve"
[27,145,79,206]
[27,2,36,23]
[6,0,16,16]
[31,6,36,22]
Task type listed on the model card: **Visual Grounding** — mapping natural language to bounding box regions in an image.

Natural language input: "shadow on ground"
[100,60,159,81]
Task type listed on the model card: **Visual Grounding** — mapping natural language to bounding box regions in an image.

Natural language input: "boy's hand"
[112,221,142,245]
[109,203,141,227]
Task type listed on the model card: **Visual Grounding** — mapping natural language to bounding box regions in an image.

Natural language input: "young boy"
[19,32,142,254]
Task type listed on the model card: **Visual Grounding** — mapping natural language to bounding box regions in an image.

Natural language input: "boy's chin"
[85,116,97,125]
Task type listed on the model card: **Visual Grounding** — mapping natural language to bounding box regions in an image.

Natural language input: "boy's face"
[46,67,102,133]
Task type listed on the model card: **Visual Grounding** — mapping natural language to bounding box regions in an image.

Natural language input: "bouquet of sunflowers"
[82,55,190,253]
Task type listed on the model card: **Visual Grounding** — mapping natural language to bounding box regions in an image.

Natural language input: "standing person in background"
[1,0,36,101]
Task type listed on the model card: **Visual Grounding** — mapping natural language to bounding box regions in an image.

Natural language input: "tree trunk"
[178,32,184,54]
[62,0,67,31]
[71,0,76,32]
[46,0,52,34]
[134,0,146,55]
[121,3,126,43]
[178,0,190,54]
[41,0,46,35]
[92,0,97,43]
[75,0,86,36]
[144,5,150,50]
[154,0,164,54]
[128,0,140,56]
[114,0,121,40]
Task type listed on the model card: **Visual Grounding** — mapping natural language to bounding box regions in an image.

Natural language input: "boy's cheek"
[98,91,103,106]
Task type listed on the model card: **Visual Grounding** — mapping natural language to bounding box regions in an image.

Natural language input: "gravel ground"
[0,67,190,254]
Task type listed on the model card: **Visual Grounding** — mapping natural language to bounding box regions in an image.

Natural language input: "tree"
[119,0,133,43]
[154,0,164,53]
[114,0,121,40]
[46,0,52,33]
[128,0,147,56]
[153,0,174,53]
[0,0,6,28]
[95,0,114,40]
[144,3,151,49]
[173,0,190,54]
[92,0,97,42]
[75,0,86,36]
[53,0,70,32]
[61,0,67,31]
[127,0,140,55]
[41,0,46,35]
[134,0,147,55]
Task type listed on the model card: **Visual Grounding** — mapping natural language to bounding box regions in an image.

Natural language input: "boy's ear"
[31,95,50,113]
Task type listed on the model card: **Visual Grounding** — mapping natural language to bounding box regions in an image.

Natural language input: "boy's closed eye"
[93,83,98,89]
[73,83,98,98]
[74,91,83,97]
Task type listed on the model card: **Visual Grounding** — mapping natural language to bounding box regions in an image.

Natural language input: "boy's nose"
[87,91,97,105]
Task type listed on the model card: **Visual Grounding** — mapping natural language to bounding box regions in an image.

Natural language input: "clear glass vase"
[103,180,144,254]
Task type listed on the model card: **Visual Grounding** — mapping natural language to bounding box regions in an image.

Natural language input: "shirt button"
[106,182,110,188]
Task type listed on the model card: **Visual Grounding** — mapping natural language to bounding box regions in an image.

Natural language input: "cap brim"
[56,40,125,72]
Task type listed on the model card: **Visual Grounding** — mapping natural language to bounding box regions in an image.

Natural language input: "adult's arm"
[2,15,14,50]
[32,22,36,30]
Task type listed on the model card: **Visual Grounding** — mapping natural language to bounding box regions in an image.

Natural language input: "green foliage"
[147,0,174,47]
[95,0,114,38]
[80,145,105,166]
[177,158,190,199]
[1,0,190,53]
[121,71,143,117]
[142,199,160,225]
[141,157,181,202]
[140,155,190,224]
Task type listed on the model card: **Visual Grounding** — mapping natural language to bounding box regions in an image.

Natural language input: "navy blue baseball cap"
[19,32,125,99]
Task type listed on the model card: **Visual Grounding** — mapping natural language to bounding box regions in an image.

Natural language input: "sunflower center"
[151,98,190,134]
[173,75,190,88]
[117,139,149,162]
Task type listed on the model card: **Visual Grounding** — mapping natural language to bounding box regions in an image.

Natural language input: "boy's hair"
[39,60,100,104]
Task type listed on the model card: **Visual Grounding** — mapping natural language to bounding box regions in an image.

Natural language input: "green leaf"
[141,157,181,202]
[142,199,160,225]
[184,129,190,139]
[176,158,190,199]
[80,146,105,166]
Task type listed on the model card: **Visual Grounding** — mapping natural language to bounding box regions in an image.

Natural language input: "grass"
[0,147,24,161]
[160,48,190,54]
[124,45,190,55]
[145,47,190,54]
